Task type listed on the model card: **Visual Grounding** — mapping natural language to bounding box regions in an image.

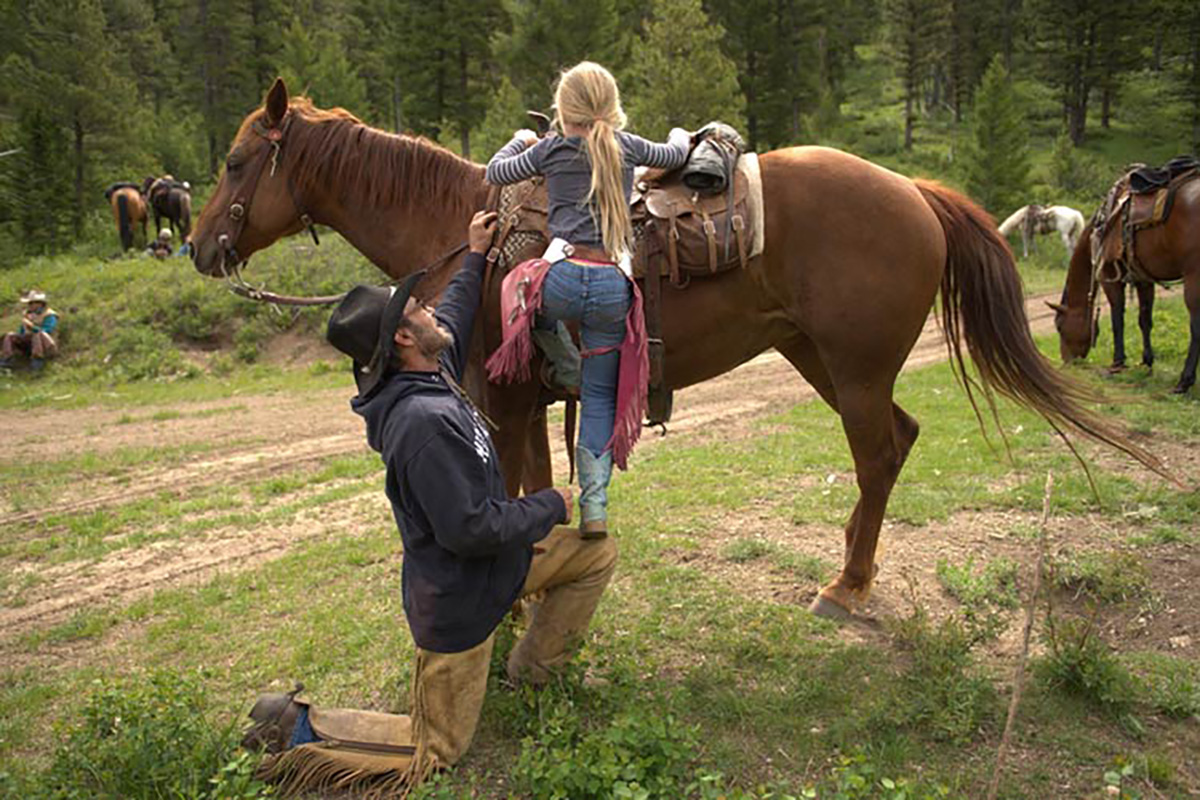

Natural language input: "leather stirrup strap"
[733,214,747,269]
[565,399,577,483]
[701,209,718,272]
[666,214,681,286]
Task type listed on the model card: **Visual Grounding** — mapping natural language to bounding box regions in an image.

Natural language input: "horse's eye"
[226,159,242,174]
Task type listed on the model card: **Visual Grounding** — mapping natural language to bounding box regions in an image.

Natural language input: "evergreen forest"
[0,0,1198,260]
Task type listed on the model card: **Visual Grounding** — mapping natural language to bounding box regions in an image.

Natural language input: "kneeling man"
[326,210,618,779]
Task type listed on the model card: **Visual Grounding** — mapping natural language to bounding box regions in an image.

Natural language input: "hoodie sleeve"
[404,430,566,558]
[434,252,486,381]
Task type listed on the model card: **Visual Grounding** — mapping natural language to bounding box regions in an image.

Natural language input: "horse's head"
[191,79,314,277]
[1048,291,1096,362]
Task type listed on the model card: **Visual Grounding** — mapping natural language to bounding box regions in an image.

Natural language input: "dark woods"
[0,0,1198,259]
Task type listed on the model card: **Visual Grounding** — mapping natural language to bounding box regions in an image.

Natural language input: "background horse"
[141,175,193,240]
[104,183,148,251]
[192,80,1158,619]
[998,203,1084,259]
[1053,184,1200,391]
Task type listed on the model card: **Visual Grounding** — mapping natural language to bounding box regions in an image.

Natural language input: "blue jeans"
[537,260,631,456]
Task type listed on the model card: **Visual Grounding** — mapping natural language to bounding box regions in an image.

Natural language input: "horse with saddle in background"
[1052,156,1200,392]
[104,182,148,251]
[141,175,193,240]
[190,79,1162,620]
[998,203,1085,259]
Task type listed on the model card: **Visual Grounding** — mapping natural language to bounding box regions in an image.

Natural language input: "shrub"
[21,670,272,799]
[1037,614,1137,715]
[513,701,700,799]
[103,326,194,381]
[887,605,998,743]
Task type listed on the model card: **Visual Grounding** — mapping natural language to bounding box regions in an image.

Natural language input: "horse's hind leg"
[812,384,919,618]
[1106,282,1128,371]
[776,336,919,618]
[1172,280,1200,394]
[1136,281,1155,369]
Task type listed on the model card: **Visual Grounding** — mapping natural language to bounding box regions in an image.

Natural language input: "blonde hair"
[553,62,630,259]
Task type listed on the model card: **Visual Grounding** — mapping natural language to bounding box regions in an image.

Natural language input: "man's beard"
[413,322,453,359]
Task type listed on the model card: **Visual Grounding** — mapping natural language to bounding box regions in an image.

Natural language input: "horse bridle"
[213,110,472,307]
[218,112,319,264]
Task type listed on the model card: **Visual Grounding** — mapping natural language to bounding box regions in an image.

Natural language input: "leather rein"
[215,110,470,307]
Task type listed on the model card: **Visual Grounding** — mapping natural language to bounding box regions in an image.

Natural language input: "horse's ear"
[1045,301,1066,314]
[265,78,289,127]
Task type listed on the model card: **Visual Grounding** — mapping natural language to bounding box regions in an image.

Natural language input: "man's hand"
[468,211,498,255]
[555,487,573,525]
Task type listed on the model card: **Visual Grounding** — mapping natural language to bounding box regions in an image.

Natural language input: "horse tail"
[116,193,133,251]
[914,179,1165,479]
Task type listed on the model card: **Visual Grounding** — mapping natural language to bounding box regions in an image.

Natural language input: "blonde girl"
[486,61,689,537]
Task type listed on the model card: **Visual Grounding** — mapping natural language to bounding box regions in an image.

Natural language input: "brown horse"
[1052,179,1200,393]
[104,183,148,251]
[191,80,1158,619]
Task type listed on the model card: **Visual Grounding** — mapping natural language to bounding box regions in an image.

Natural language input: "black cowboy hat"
[326,271,426,398]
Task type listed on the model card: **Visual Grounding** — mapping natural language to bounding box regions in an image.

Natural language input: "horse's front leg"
[1105,282,1127,371]
[522,404,554,493]
[1171,281,1200,394]
[1136,281,1155,369]
[487,380,547,496]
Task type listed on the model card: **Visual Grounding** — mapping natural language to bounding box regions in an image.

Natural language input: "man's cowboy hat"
[21,290,46,304]
[326,271,426,398]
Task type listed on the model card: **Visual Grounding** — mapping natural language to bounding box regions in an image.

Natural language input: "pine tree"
[883,0,950,150]
[4,0,139,237]
[496,0,621,110]
[276,16,368,113]
[962,56,1030,217]
[626,0,744,140]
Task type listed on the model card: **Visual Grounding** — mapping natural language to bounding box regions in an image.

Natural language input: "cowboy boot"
[507,531,618,686]
[30,358,44,373]
[532,321,581,394]
[577,447,613,539]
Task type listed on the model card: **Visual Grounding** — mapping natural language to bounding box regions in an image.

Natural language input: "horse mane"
[243,97,485,218]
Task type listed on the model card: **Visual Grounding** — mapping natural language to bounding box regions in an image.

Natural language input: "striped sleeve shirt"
[485,128,691,247]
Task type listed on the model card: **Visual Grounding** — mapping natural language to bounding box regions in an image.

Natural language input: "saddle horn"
[527,111,551,137]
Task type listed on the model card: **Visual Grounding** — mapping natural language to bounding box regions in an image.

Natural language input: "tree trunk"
[73,117,84,238]
[459,41,470,159]
[746,49,758,151]
[905,92,914,150]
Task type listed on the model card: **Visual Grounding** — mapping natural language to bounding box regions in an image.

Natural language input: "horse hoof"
[809,594,854,621]
[1171,384,1192,395]
[1107,364,1127,374]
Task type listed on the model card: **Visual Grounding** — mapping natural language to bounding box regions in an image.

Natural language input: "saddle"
[1091,158,1200,283]
[488,145,761,426]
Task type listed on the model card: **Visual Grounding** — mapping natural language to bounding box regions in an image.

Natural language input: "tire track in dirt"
[0,295,1057,641]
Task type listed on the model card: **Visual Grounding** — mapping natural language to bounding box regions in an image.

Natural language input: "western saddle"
[1090,156,1199,284]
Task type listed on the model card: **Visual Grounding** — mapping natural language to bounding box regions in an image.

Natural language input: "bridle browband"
[214,109,472,307]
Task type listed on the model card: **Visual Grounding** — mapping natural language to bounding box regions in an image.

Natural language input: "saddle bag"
[641,169,751,284]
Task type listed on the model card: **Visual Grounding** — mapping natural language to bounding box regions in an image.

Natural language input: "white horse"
[998,204,1085,259]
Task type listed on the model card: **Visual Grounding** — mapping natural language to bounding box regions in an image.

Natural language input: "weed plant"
[1,670,271,799]
[885,600,998,745]
[1037,612,1138,716]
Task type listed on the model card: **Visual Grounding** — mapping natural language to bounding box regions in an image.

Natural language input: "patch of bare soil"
[0,292,1105,664]
[674,505,1198,665]
[0,485,391,646]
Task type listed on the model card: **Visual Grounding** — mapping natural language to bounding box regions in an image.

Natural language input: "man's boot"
[577,447,613,539]
[532,321,581,395]
[30,358,44,373]
[507,528,618,686]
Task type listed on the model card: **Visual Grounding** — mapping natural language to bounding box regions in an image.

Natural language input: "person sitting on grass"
[0,290,58,372]
[146,228,173,260]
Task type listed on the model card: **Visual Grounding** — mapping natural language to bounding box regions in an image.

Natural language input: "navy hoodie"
[351,252,566,653]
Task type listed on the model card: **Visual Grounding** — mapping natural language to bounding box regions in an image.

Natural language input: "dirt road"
[0,296,1059,638]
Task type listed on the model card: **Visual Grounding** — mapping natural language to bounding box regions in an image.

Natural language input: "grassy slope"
[2,318,1198,797]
